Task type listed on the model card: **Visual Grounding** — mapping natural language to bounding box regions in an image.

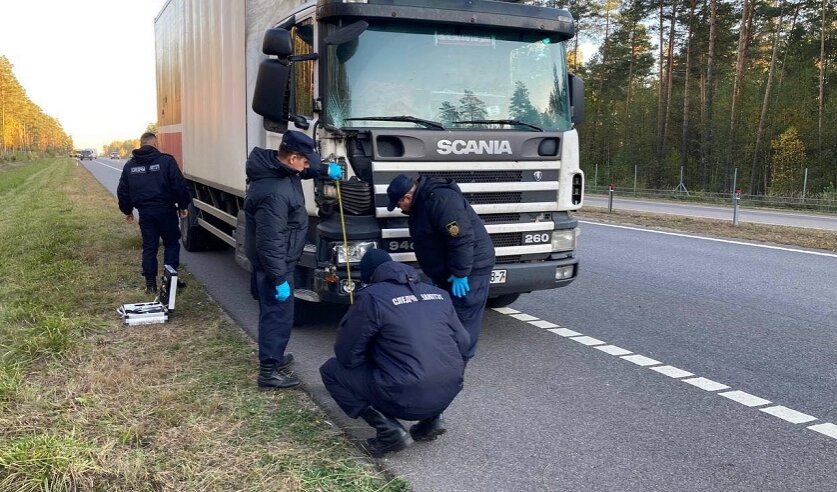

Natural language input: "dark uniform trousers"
[448,272,491,360]
[251,264,295,366]
[138,207,181,280]
[320,358,444,421]
[319,358,377,419]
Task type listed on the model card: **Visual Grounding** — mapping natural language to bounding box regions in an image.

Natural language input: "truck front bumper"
[309,255,578,304]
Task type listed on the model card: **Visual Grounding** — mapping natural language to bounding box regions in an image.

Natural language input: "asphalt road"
[584,195,837,231]
[85,158,836,491]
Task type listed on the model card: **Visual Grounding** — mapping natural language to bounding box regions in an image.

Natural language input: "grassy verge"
[575,207,837,252]
[0,159,408,491]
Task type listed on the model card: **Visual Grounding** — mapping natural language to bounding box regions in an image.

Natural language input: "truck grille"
[490,232,522,248]
[481,213,521,224]
[464,192,522,205]
[496,255,521,264]
[416,170,522,183]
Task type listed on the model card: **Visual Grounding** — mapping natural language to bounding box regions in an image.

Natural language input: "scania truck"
[154,0,585,322]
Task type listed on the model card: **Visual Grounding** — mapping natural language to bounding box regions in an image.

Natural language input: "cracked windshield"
[326,23,572,131]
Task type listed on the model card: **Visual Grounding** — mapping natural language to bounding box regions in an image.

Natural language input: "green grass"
[0,159,409,491]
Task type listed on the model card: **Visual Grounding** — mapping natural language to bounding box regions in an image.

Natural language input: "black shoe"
[176,280,187,289]
[145,277,157,294]
[257,362,300,389]
[360,407,413,457]
[409,414,446,441]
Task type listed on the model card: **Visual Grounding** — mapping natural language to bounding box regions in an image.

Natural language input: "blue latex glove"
[327,162,343,180]
[275,281,291,301]
[448,275,470,298]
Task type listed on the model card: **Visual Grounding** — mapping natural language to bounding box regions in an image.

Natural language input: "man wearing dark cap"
[319,249,470,457]
[244,130,342,389]
[386,174,495,361]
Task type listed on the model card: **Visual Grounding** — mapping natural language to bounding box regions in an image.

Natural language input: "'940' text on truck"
[154,0,585,324]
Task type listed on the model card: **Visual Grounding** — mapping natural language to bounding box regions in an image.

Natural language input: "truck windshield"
[324,22,572,132]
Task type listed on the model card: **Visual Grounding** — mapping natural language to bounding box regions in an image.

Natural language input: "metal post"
[802,168,808,202]
[608,184,614,213]
[732,168,739,226]
[594,162,599,188]
[634,165,638,193]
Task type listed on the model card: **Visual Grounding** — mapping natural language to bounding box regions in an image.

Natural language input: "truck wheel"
[486,293,520,309]
[180,201,225,252]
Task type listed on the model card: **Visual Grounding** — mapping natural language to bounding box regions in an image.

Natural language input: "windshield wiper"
[453,119,543,132]
[343,115,446,130]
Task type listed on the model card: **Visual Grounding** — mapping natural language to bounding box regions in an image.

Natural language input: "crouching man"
[319,249,470,457]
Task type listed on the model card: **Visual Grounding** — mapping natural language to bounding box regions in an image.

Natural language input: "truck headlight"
[332,240,378,264]
[551,228,578,252]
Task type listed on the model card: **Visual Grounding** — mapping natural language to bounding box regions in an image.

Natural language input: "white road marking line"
[759,406,818,424]
[808,423,837,440]
[548,328,581,337]
[492,307,520,315]
[718,391,772,407]
[504,311,830,441]
[579,221,837,258]
[594,345,633,356]
[650,365,694,378]
[90,160,123,172]
[620,354,662,366]
[529,320,559,329]
[682,377,730,392]
[569,336,605,346]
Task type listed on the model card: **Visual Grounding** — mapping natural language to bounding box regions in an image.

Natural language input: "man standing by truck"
[245,131,342,389]
[386,174,495,361]
[117,132,191,294]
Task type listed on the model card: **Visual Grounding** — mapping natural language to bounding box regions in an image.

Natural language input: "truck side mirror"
[253,59,291,133]
[262,28,292,57]
[568,72,584,126]
[253,29,292,133]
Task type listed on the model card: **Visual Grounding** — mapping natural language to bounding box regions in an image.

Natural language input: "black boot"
[257,361,300,389]
[145,277,158,295]
[359,407,413,457]
[409,414,446,441]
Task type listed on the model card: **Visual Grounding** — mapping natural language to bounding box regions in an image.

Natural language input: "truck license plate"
[489,269,507,284]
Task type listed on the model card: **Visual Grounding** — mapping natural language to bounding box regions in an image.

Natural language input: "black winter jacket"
[408,177,496,286]
[117,145,191,214]
[243,147,323,286]
[334,261,470,420]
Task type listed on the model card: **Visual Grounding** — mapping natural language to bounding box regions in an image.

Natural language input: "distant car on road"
[110,152,119,159]
[79,150,95,160]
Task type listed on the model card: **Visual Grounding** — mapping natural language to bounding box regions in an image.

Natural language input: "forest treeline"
[533,0,835,198]
[0,56,72,162]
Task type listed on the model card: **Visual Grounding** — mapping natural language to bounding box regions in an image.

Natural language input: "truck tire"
[180,201,224,252]
[486,293,520,309]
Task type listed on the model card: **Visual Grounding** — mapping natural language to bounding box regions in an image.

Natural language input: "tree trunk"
[701,0,717,190]
[725,0,754,192]
[749,0,785,195]
[681,0,697,187]
[818,0,826,171]
[657,3,678,188]
[656,0,666,162]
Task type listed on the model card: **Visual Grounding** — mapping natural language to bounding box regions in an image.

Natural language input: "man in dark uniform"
[320,249,470,457]
[386,174,495,360]
[244,131,342,389]
[117,132,191,294]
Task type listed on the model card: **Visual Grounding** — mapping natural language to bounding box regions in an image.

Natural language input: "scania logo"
[533,171,543,181]
[436,139,513,155]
